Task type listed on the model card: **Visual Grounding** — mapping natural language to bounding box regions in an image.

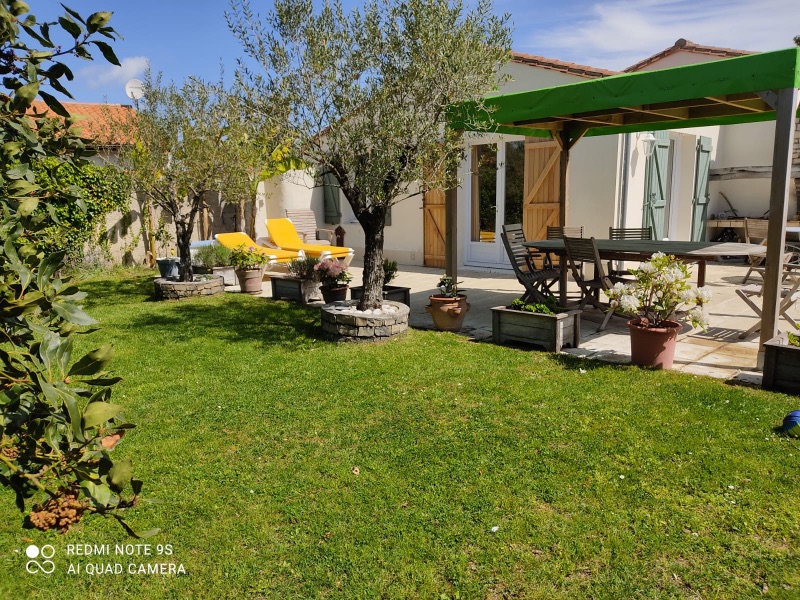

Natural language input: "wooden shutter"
[323,170,341,225]
[691,136,713,241]
[522,138,561,242]
[423,188,446,267]
[643,131,670,240]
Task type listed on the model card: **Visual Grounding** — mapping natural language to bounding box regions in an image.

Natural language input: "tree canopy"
[228,0,512,307]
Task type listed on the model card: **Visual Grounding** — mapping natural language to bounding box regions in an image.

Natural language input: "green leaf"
[17,196,39,216]
[38,331,61,373]
[52,300,98,326]
[87,11,112,31]
[68,344,113,376]
[61,4,87,24]
[81,481,112,507]
[91,41,120,66]
[58,16,82,39]
[82,402,123,429]
[13,81,39,107]
[62,392,85,442]
[39,90,69,118]
[108,458,133,491]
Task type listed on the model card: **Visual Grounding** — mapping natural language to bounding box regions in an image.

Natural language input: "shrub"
[195,244,232,267]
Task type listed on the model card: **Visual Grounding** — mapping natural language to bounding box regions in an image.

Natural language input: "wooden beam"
[554,130,570,227]
[759,87,800,350]
[444,185,458,281]
[710,165,800,180]
[704,95,769,113]
[757,90,778,110]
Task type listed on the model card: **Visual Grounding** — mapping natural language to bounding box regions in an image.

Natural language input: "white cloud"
[517,0,800,70]
[79,56,149,89]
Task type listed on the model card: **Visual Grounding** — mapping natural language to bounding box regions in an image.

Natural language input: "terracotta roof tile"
[510,51,618,79]
[29,100,135,145]
[624,38,754,73]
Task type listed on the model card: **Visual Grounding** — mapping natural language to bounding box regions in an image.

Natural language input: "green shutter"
[323,170,341,225]
[385,205,392,227]
[642,131,670,240]
[691,136,713,241]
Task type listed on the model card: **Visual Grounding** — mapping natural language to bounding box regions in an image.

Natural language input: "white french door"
[464,136,525,268]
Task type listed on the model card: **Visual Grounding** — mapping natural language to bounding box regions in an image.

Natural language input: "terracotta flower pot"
[627,319,681,369]
[425,294,470,332]
[235,268,263,294]
[322,285,348,303]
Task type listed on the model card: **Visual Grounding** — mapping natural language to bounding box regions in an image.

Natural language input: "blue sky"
[39,0,800,105]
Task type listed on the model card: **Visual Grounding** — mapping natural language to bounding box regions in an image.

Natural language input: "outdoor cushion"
[214,232,301,263]
[266,218,354,263]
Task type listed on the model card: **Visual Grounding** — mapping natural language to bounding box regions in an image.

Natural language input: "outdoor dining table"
[524,238,767,306]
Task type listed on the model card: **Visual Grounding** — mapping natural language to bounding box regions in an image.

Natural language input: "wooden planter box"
[491,306,581,352]
[763,333,800,394]
[270,275,322,304]
[350,285,411,306]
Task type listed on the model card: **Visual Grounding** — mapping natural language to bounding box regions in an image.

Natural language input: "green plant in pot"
[154,218,179,279]
[350,258,411,305]
[314,258,352,303]
[425,275,470,332]
[605,252,710,369]
[195,244,234,285]
[287,256,322,303]
[229,244,272,294]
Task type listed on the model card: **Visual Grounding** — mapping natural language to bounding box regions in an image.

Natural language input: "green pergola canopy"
[446,46,800,353]
[450,47,800,140]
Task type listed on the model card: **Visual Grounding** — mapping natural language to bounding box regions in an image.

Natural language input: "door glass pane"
[471,144,497,243]
[504,141,524,226]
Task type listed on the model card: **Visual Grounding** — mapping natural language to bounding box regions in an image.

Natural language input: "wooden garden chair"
[741,219,770,283]
[737,245,800,338]
[607,226,653,279]
[500,224,560,305]
[562,236,623,332]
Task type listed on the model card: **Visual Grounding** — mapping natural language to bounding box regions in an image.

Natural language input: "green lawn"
[2,270,799,599]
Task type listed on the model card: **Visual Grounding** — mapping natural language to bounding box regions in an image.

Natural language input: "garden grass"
[1,269,799,598]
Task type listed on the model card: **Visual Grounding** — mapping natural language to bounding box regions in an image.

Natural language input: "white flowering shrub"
[604,252,711,329]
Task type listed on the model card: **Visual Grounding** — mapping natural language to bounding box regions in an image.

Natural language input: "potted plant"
[425,275,470,332]
[154,218,179,279]
[763,326,800,394]
[272,257,322,303]
[194,244,234,285]
[315,258,352,303]
[350,259,411,305]
[229,244,271,294]
[605,252,711,369]
[491,297,581,352]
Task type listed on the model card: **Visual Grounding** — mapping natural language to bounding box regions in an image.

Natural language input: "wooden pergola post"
[759,86,799,350]
[444,185,458,282]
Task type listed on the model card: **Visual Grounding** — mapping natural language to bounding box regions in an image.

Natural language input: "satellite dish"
[125,79,144,100]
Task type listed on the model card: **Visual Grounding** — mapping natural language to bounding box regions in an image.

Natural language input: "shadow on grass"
[81,275,322,350]
[80,276,155,307]
[130,297,321,350]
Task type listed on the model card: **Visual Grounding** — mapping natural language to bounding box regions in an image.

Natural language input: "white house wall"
[567,135,622,239]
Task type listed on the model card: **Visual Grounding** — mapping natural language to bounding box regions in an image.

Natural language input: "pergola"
[448,46,800,351]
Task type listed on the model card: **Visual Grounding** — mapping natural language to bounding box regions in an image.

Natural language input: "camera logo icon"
[25,545,55,574]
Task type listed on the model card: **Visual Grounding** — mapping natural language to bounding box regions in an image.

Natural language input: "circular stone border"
[154,275,224,300]
[321,300,409,342]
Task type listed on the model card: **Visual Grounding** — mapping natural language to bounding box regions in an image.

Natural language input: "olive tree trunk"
[356,210,386,310]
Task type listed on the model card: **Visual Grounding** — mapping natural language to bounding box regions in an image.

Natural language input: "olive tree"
[0,2,150,534]
[116,73,239,281]
[228,0,511,308]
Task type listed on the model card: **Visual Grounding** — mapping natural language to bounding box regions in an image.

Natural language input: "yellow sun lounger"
[214,232,303,264]
[266,218,354,266]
